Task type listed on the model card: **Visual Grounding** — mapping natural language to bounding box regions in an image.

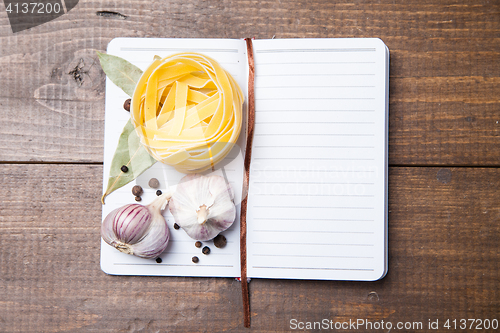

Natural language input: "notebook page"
[100,38,248,277]
[247,38,389,281]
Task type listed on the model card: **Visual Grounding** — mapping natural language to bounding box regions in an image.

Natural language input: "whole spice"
[123,98,131,112]
[169,174,236,241]
[156,257,162,263]
[213,234,227,248]
[132,185,143,196]
[121,165,129,173]
[173,223,180,230]
[202,246,210,255]
[192,256,199,263]
[101,192,172,259]
[149,178,160,188]
[156,190,162,196]
[195,241,202,248]
[134,196,142,202]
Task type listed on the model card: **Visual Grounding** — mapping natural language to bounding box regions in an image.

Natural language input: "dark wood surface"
[0,0,498,332]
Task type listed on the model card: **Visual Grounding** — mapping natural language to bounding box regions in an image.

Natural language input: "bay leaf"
[96,51,143,97]
[101,119,157,204]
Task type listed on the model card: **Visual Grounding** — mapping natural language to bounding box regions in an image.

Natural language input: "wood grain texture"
[0,0,498,164]
[0,164,498,332]
[0,0,499,332]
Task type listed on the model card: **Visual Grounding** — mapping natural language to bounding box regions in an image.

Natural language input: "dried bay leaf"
[96,51,143,97]
[97,51,157,203]
[101,119,157,204]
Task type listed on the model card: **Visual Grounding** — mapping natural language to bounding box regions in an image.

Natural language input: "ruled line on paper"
[256,85,376,88]
[256,194,375,197]
[256,73,376,77]
[253,254,375,259]
[252,266,375,271]
[251,169,376,172]
[255,97,376,100]
[114,263,234,267]
[168,240,235,243]
[255,133,375,136]
[127,60,240,66]
[157,252,235,256]
[253,230,374,234]
[254,122,375,125]
[253,157,375,161]
[257,61,376,65]
[255,48,377,53]
[253,217,374,222]
[252,242,374,246]
[253,206,374,210]
[254,145,375,148]
[253,181,375,185]
[255,110,376,112]
[120,47,239,53]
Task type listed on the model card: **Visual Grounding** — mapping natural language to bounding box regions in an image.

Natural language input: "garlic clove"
[102,204,151,245]
[169,174,236,241]
[205,176,236,229]
[101,192,172,259]
[127,209,170,259]
[172,174,208,211]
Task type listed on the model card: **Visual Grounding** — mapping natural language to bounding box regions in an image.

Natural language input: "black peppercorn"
[156,190,162,196]
[192,256,199,263]
[123,98,131,112]
[202,246,210,255]
[213,234,227,249]
[121,165,128,173]
[134,196,142,202]
[156,257,162,263]
[173,223,180,230]
[149,178,160,189]
[132,185,143,197]
[195,241,202,248]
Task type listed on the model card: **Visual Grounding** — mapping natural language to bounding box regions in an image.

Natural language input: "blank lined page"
[100,38,248,277]
[246,38,389,281]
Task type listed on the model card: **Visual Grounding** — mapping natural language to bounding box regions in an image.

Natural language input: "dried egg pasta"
[131,53,244,173]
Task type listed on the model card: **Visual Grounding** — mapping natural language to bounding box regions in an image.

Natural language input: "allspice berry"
[156,190,162,196]
[192,256,199,263]
[132,185,143,197]
[123,98,131,112]
[121,165,128,173]
[173,223,180,230]
[195,241,202,248]
[213,234,227,249]
[148,178,160,189]
[134,196,142,202]
[202,246,210,255]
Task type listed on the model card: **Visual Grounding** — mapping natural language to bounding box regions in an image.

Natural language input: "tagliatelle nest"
[130,53,244,173]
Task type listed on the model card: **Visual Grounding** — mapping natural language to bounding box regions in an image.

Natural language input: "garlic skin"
[101,192,172,259]
[169,174,236,241]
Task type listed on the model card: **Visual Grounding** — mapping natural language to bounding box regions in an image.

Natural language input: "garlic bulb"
[101,192,172,259]
[169,174,236,241]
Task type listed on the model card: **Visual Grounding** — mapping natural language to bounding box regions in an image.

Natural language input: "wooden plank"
[0,164,498,331]
[0,1,499,165]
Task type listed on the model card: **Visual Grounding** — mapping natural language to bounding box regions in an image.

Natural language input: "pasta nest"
[131,53,244,173]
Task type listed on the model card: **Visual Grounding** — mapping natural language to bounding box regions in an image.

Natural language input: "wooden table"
[0,1,498,332]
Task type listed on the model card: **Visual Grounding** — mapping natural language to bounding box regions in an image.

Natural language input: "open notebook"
[101,37,389,281]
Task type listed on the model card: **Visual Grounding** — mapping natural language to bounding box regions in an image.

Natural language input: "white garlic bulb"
[101,192,172,259]
[169,174,236,241]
